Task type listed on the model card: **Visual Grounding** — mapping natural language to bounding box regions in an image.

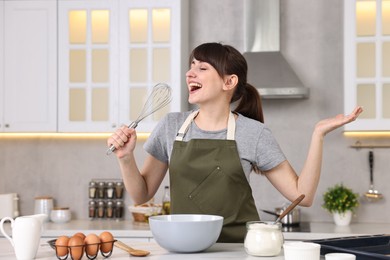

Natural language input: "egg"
[99,231,114,253]
[68,235,85,260]
[55,236,69,257]
[73,232,86,240]
[84,233,100,256]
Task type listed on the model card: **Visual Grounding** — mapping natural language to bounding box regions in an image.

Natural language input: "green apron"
[169,110,260,243]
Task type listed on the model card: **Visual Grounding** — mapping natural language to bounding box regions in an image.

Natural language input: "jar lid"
[35,196,53,200]
[52,207,70,210]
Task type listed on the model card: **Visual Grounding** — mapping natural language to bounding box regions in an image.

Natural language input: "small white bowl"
[283,242,321,260]
[325,253,356,260]
[149,214,223,253]
[50,207,71,223]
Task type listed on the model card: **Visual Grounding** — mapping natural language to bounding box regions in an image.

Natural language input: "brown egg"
[73,232,86,240]
[99,231,114,253]
[68,235,85,260]
[84,233,100,256]
[55,236,69,257]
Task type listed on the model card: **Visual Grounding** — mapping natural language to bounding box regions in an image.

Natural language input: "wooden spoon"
[274,194,305,224]
[114,240,150,257]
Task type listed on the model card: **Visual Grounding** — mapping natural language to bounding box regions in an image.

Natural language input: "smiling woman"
[107,42,363,243]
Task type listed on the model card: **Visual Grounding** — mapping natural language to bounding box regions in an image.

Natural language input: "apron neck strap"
[175,110,236,141]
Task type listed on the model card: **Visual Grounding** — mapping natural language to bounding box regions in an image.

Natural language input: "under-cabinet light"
[343,131,390,138]
[0,132,150,141]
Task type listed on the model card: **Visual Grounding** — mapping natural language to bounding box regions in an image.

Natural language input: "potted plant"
[322,184,359,226]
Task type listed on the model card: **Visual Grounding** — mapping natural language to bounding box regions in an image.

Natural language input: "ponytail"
[233,83,264,123]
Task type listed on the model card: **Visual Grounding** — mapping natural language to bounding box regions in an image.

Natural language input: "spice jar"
[106,201,114,218]
[115,181,124,199]
[97,182,105,199]
[244,221,284,256]
[97,200,105,218]
[89,181,97,199]
[106,182,115,199]
[115,200,124,219]
[89,200,97,218]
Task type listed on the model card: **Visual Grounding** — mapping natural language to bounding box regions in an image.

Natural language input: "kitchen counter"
[1,239,284,260]
[2,220,390,259]
[2,219,390,240]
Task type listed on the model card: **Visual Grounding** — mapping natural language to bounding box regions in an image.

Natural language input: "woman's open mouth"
[189,82,202,93]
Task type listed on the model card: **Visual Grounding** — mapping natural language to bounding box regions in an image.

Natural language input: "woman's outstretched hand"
[314,106,363,137]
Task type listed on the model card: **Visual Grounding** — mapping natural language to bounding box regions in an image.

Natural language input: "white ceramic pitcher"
[0,214,47,260]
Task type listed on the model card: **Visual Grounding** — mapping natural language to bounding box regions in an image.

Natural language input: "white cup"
[325,253,356,260]
[283,242,321,260]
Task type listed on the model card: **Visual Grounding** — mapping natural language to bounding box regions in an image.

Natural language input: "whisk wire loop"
[106,83,172,155]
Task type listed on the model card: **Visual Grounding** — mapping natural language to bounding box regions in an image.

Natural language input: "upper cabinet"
[344,0,390,131]
[1,0,57,132]
[58,0,189,132]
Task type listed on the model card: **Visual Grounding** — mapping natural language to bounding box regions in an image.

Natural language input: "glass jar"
[106,182,115,199]
[97,182,105,199]
[115,181,124,199]
[88,200,97,218]
[244,221,284,256]
[89,181,97,199]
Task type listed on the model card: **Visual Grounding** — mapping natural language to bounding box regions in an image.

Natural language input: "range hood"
[243,0,309,99]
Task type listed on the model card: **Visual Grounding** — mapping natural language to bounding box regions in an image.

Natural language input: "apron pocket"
[188,166,245,220]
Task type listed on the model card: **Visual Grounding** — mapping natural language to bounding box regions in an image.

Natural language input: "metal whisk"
[106,83,172,155]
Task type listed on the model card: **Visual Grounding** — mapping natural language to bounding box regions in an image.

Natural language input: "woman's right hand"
[107,126,137,158]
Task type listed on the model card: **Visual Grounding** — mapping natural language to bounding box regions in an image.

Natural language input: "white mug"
[0,214,47,260]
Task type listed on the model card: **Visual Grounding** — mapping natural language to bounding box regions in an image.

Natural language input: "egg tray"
[47,239,117,260]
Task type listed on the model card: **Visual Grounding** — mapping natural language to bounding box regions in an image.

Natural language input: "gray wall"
[1,0,390,223]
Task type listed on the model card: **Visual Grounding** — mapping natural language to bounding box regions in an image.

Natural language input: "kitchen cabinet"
[0,0,57,132]
[344,0,390,131]
[58,0,189,132]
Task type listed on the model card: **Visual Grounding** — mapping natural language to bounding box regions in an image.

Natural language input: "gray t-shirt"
[144,111,286,180]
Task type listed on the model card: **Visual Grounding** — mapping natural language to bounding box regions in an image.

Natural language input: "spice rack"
[88,179,124,220]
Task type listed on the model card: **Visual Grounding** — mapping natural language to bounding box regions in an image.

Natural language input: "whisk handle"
[106,121,139,155]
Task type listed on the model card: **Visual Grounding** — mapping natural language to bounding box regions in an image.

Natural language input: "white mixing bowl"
[149,214,223,253]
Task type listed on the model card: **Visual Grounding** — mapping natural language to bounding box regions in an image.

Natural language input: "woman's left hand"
[314,106,363,137]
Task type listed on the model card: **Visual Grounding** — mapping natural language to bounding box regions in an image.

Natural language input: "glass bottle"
[115,181,124,199]
[88,200,97,218]
[89,181,97,199]
[106,201,114,218]
[97,182,105,199]
[106,182,114,199]
[97,200,105,218]
[244,221,284,256]
[162,186,171,215]
[115,200,124,219]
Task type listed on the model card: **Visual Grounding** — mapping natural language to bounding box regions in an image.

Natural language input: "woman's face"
[186,58,225,105]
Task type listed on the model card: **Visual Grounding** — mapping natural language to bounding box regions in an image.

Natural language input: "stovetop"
[281,222,311,232]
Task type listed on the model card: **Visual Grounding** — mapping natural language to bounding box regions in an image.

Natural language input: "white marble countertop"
[2,220,390,259]
[0,238,289,260]
[2,219,390,240]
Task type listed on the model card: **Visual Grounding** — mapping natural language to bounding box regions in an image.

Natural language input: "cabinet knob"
[111,123,117,128]
[5,124,10,128]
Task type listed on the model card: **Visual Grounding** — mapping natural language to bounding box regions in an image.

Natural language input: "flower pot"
[333,211,352,226]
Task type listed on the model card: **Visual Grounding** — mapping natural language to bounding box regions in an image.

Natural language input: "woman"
[108,42,362,242]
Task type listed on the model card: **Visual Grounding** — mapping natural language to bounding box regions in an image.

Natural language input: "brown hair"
[189,42,264,123]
